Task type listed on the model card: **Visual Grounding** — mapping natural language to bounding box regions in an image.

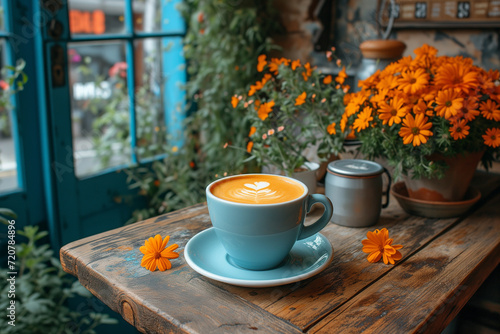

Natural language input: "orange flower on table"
[449,119,470,140]
[140,234,179,272]
[483,128,500,148]
[361,228,403,265]
[295,92,306,106]
[399,113,433,146]
[377,95,409,126]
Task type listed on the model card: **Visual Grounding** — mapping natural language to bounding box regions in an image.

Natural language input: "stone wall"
[272,0,500,70]
[333,0,500,70]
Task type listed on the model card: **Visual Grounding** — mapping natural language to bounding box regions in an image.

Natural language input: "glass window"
[133,0,184,33]
[68,0,126,36]
[67,0,186,177]
[0,21,20,192]
[68,41,131,177]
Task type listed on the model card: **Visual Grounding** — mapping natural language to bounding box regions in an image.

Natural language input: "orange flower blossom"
[231,52,347,176]
[140,234,179,272]
[362,228,403,265]
[343,43,500,180]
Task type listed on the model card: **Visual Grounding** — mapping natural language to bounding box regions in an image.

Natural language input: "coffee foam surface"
[210,175,304,204]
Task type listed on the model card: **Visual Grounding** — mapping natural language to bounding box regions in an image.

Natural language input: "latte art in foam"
[210,175,305,204]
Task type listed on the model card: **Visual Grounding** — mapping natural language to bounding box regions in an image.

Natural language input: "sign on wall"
[389,0,500,27]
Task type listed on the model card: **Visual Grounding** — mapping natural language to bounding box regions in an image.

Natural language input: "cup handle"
[297,194,333,240]
[382,167,392,209]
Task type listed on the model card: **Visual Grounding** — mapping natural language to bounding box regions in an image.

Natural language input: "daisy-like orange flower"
[483,128,500,148]
[353,106,373,132]
[302,62,312,81]
[479,100,500,121]
[257,100,275,120]
[327,122,336,135]
[247,141,254,153]
[377,95,409,126]
[291,59,301,70]
[412,98,433,116]
[257,54,267,72]
[248,126,256,137]
[361,228,403,264]
[434,89,464,119]
[140,234,179,272]
[323,75,332,85]
[399,113,433,146]
[295,92,306,106]
[459,98,480,122]
[335,66,347,85]
[449,119,470,140]
[231,95,239,108]
[434,62,478,94]
[414,43,438,58]
[397,68,428,94]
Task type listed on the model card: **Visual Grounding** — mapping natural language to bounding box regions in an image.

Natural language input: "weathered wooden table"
[60,171,500,333]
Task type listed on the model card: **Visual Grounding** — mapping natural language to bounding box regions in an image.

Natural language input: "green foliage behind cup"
[125,0,283,222]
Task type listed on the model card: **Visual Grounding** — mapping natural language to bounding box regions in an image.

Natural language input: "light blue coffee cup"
[206,174,333,271]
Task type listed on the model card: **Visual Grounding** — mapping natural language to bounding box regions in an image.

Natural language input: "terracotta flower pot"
[356,40,407,85]
[404,151,484,202]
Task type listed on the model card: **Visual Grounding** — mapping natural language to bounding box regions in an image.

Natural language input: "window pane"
[0,39,18,192]
[68,0,125,36]
[134,38,167,160]
[68,41,131,177]
[133,0,184,33]
[0,1,5,31]
[135,36,186,160]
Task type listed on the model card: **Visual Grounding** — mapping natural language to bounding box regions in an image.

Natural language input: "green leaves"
[0,208,17,225]
[241,61,347,176]
[0,224,117,333]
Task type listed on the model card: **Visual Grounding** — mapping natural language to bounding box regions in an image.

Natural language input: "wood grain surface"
[60,172,500,333]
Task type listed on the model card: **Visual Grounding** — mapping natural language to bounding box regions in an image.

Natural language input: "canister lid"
[327,159,383,177]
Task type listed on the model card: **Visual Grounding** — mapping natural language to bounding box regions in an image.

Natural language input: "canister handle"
[382,167,391,209]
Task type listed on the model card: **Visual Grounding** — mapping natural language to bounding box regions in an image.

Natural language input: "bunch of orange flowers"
[342,44,500,179]
[231,53,349,176]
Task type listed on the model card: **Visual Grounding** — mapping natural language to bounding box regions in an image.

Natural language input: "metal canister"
[325,159,391,227]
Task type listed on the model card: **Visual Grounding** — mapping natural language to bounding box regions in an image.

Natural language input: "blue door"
[0,0,186,249]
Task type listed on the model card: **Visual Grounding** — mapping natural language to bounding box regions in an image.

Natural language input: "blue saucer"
[184,227,333,288]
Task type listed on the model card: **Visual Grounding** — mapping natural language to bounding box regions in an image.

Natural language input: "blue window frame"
[0,0,186,249]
